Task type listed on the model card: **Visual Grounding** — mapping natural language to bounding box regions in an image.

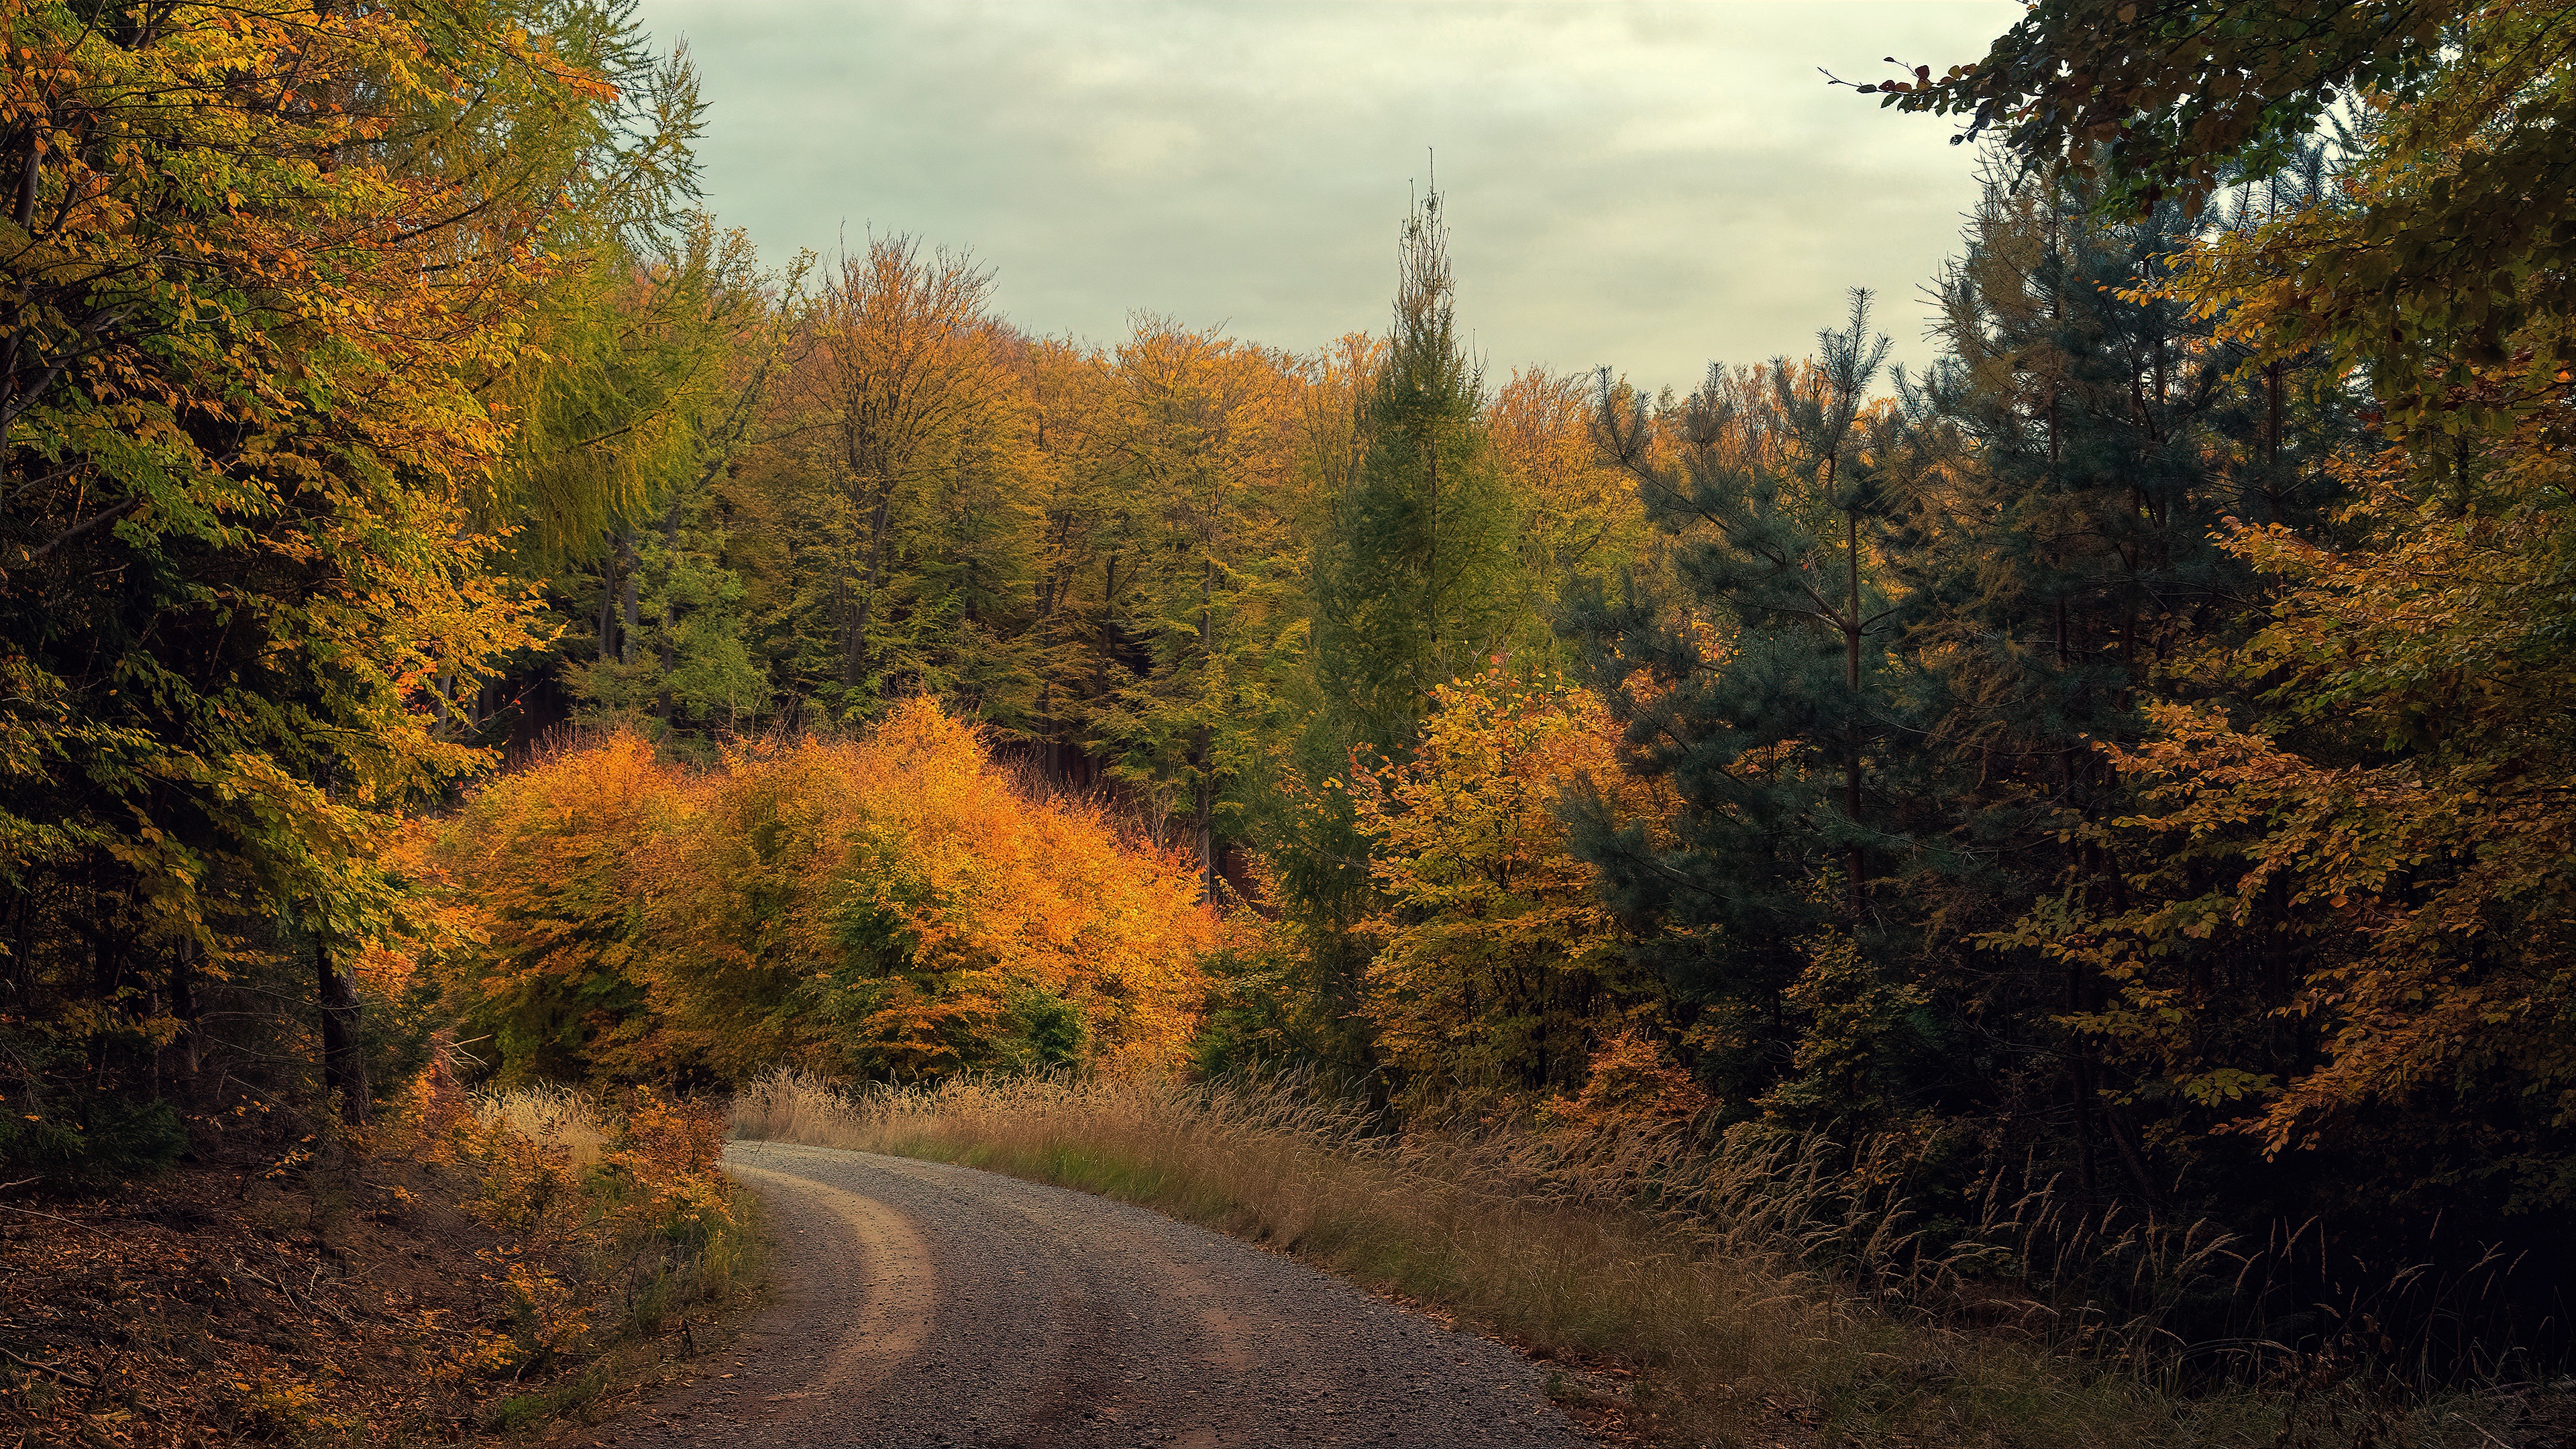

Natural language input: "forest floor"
[1,1149,526,1446]
[0,1103,761,1448]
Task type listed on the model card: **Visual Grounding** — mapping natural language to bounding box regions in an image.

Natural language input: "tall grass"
[730,1070,2516,1448]
[474,1083,608,1169]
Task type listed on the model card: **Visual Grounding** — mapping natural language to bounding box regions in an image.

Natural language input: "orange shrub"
[400,733,684,1085]
[407,702,1215,1085]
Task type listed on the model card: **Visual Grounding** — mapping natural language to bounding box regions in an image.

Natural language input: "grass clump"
[731,1069,2524,1448]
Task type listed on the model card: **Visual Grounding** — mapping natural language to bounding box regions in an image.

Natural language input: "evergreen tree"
[1565,296,1919,1121]
[1311,186,1523,757]
[1888,172,2343,1197]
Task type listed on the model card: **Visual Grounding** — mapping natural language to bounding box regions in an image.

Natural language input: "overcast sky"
[643,1,2020,392]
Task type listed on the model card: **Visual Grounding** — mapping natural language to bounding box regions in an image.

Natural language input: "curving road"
[598,1140,1586,1448]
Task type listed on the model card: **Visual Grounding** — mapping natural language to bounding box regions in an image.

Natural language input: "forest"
[3,0,2573,1426]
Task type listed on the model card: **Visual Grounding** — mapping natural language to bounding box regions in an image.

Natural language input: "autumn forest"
[5,0,2575,1440]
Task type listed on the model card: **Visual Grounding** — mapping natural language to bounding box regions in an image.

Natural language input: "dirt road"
[600,1140,1585,1448]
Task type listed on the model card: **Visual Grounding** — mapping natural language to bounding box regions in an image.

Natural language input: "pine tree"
[1564,296,1915,1120]
[1889,174,2320,1196]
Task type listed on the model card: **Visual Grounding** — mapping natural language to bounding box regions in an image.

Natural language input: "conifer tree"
[1890,174,2321,1195]
[1566,297,1915,1119]
[1311,186,1522,757]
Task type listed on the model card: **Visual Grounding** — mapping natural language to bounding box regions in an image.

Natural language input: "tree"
[1487,366,1646,623]
[1588,292,1898,924]
[1883,168,2332,1200]
[413,706,1219,1085]
[1311,186,1523,757]
[1566,302,1933,1124]
[520,221,798,739]
[1349,670,1672,1108]
[796,236,1003,712]
[1879,0,2576,429]
[1986,240,2576,1228]
[0,0,647,1136]
[1089,321,1305,901]
[1012,335,1128,785]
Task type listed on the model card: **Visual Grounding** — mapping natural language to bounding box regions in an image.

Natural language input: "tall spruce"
[1311,185,1521,757]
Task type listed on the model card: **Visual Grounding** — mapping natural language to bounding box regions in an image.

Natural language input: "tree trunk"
[657,496,679,720]
[1843,493,1864,918]
[315,939,368,1126]
[596,553,617,663]
[169,941,201,1083]
[1194,727,1216,904]
[618,529,640,665]
[1197,557,1218,902]
[845,484,897,688]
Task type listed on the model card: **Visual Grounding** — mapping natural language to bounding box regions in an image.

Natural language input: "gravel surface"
[598,1139,1587,1448]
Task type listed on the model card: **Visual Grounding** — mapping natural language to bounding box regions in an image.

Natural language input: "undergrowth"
[449,1081,761,1436]
[0,1075,759,1447]
[730,1069,2532,1449]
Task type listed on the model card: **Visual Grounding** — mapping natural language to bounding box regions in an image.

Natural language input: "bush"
[449,1084,751,1389]
[406,704,1219,1087]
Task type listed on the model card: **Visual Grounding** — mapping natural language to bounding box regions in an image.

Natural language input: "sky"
[643,1,2022,392]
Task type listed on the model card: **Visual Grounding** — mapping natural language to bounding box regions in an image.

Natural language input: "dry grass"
[476,1082,610,1171]
[729,1070,2526,1449]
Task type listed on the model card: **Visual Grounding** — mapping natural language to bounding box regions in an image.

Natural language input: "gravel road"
[598,1139,1587,1448]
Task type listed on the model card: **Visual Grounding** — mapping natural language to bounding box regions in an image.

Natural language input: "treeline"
[5,0,2572,1373]
[488,209,1627,895]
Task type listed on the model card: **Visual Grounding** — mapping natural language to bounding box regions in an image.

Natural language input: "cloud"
[648,0,2017,389]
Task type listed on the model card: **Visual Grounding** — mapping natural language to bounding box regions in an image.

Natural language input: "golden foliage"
[2002,410,2576,1204]
[409,700,1217,1085]
[1349,669,1675,1106]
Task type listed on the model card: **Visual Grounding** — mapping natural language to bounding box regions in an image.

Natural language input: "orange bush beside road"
[407,702,1218,1087]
